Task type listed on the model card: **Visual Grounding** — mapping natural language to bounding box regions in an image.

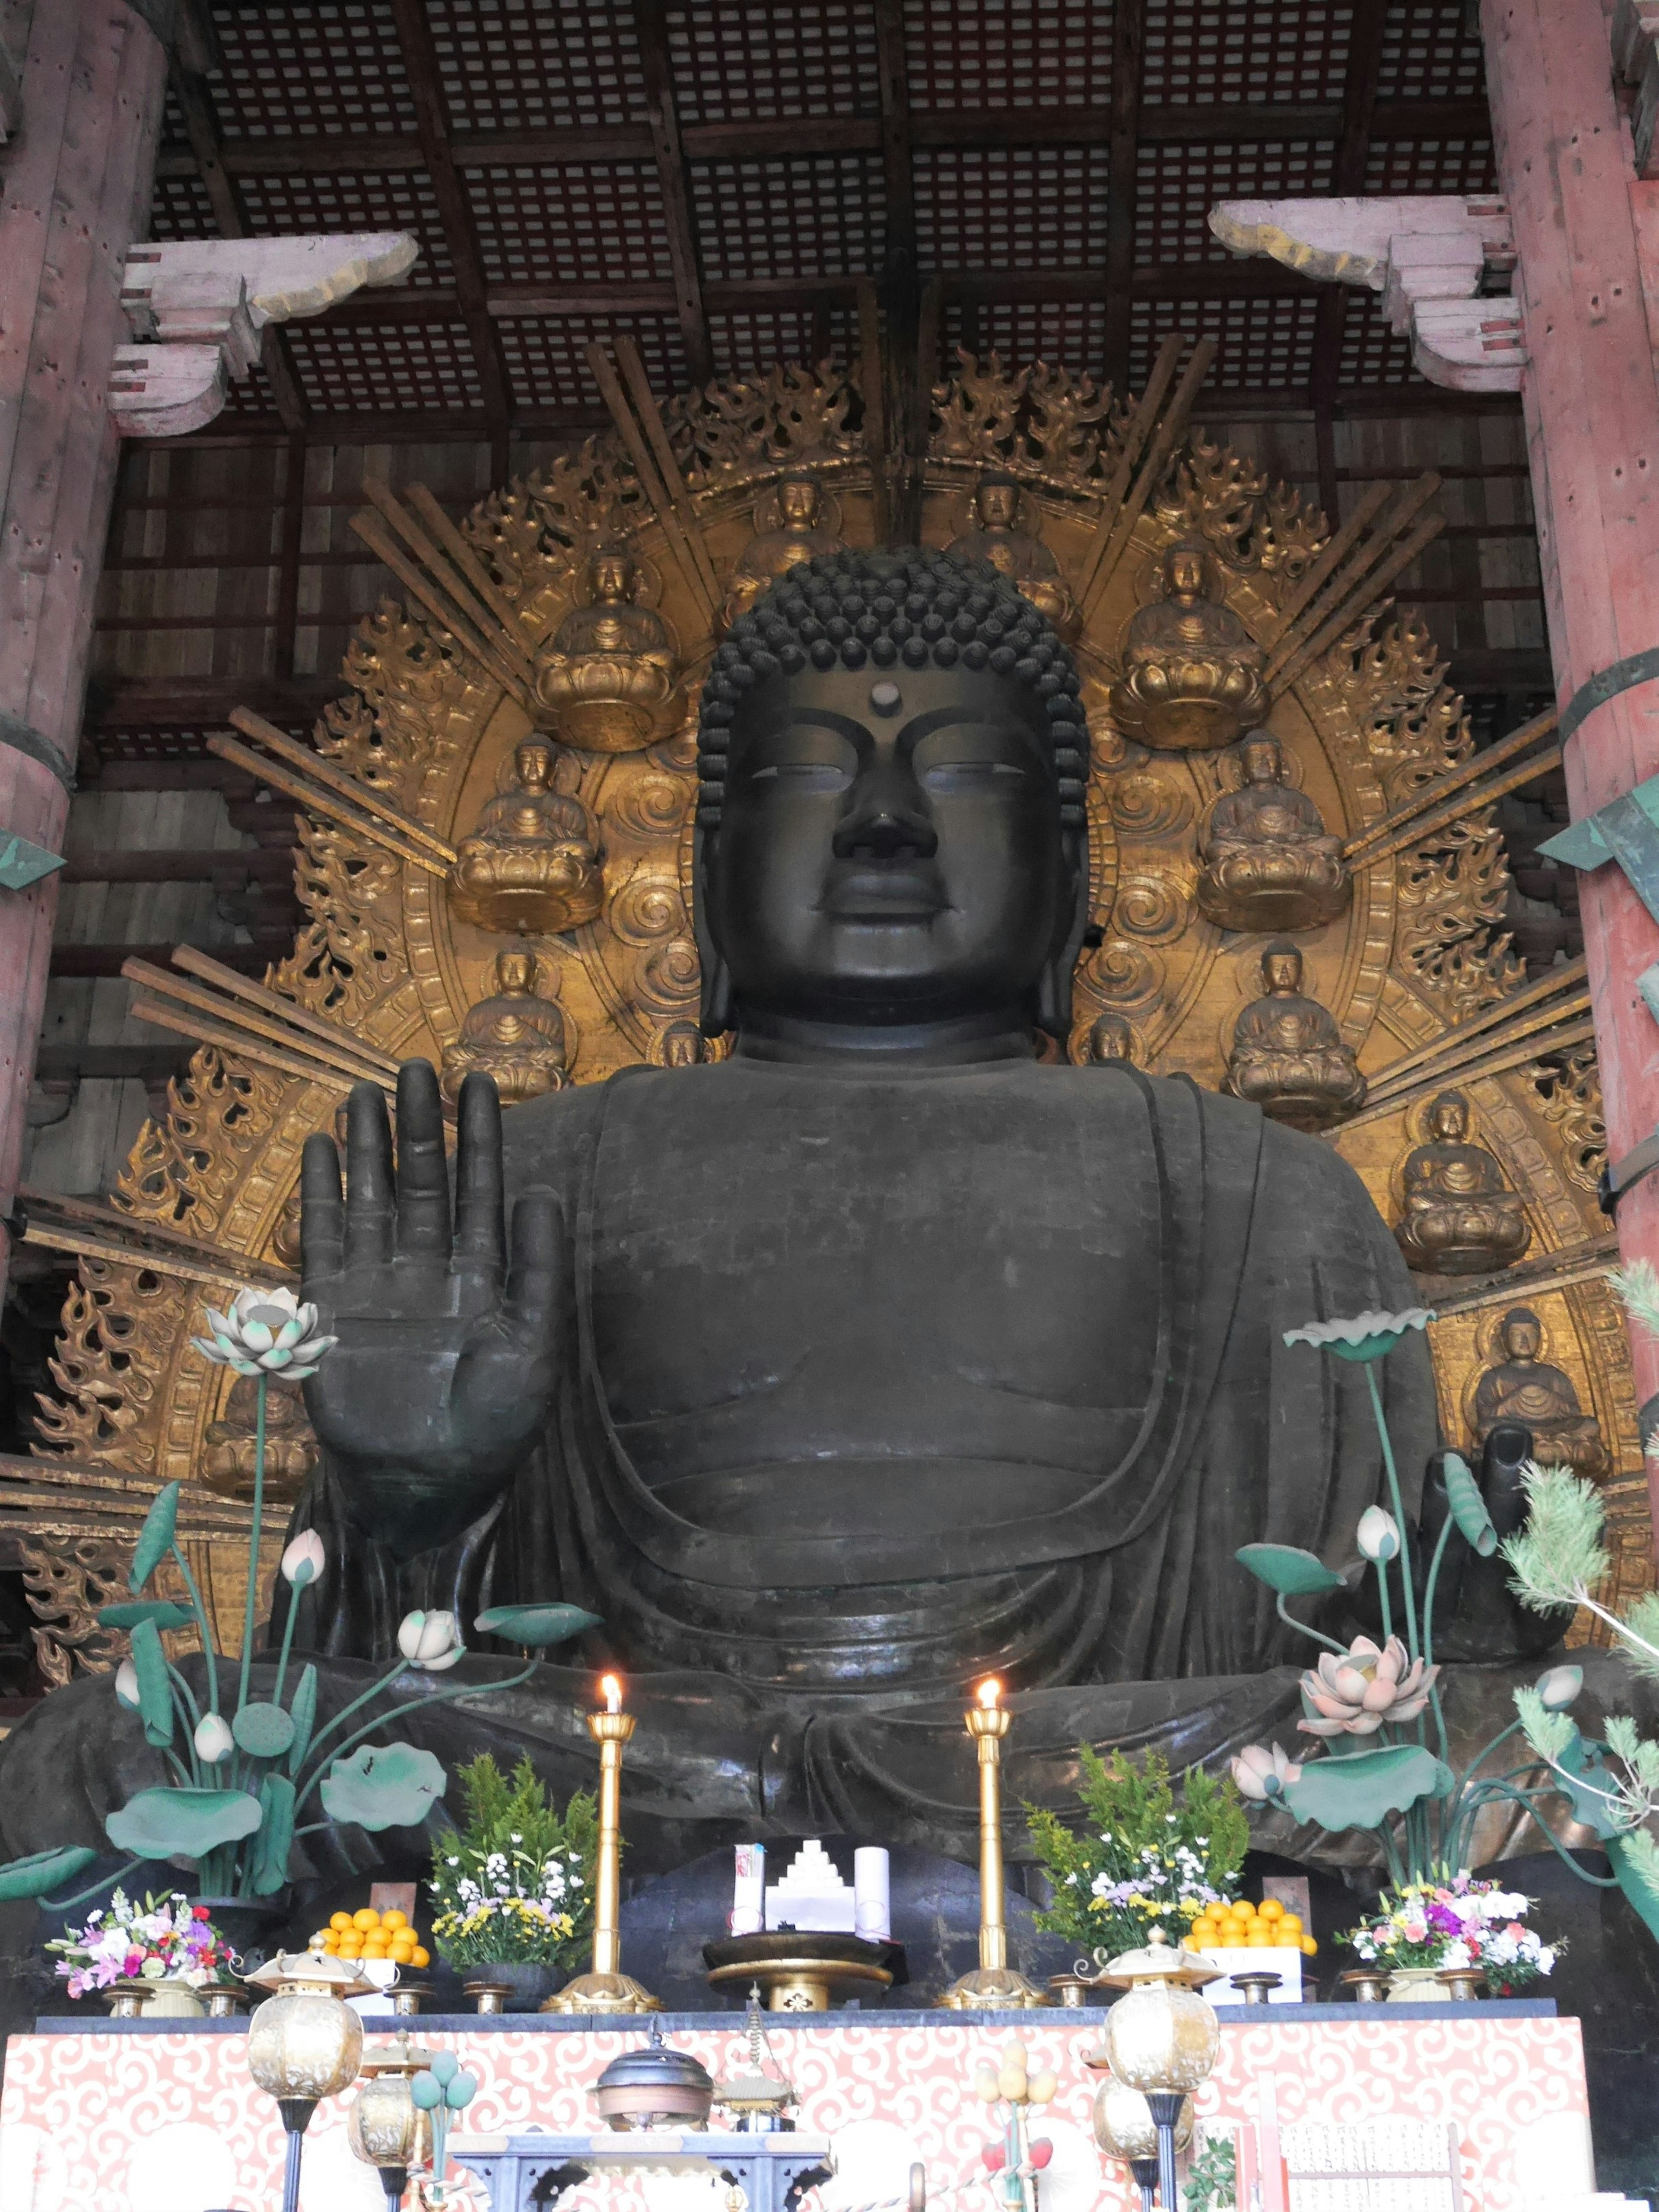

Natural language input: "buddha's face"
[1240,736,1281,785]
[497,951,535,995]
[977,480,1020,531]
[516,742,553,792]
[1431,1095,1468,1143]
[1166,545,1208,600]
[591,551,633,603]
[1262,946,1303,995]
[779,478,819,528]
[1502,1312,1542,1362]
[703,660,1074,1033]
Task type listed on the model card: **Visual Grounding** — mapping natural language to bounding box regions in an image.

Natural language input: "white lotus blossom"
[115,1660,140,1709]
[1357,1505,1402,1562]
[281,1531,327,1588]
[398,1608,464,1671]
[1535,1663,1583,1711]
[194,1712,235,1763]
[192,1287,337,1380]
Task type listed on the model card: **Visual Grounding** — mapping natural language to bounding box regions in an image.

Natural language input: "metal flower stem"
[166,1537,221,1716]
[238,1373,268,1712]
[1362,1360,1419,1659]
[290,1653,545,1816]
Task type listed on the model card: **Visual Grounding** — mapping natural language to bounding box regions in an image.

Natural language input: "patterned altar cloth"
[0,2002,1596,2212]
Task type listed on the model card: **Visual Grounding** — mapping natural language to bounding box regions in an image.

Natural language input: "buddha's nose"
[833,802,938,862]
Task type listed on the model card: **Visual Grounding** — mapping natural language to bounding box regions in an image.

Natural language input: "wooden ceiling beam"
[1100,0,1147,392]
[386,0,515,476]
[634,0,714,386]
[1311,2,1390,517]
[151,95,1494,179]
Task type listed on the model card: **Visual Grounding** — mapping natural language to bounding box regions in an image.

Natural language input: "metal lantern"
[1092,2081,1195,2212]
[1097,1929,1221,2212]
[244,1952,373,2212]
[348,2032,435,2208]
[593,2020,716,2130]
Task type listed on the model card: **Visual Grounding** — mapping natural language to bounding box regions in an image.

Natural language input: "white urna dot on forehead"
[869,680,902,716]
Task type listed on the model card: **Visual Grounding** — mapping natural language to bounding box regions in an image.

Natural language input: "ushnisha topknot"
[695,547,1090,833]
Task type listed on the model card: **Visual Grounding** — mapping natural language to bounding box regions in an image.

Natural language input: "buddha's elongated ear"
[1036,825,1091,1041]
[692,820,735,1036]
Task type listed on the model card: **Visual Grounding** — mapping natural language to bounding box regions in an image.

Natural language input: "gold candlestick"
[938,1678,1048,2009]
[547,1675,661,2014]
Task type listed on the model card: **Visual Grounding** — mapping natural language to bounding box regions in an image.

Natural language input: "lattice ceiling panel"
[1141,1,1351,105]
[218,360,282,421]
[426,0,647,130]
[690,155,885,281]
[496,315,689,411]
[283,322,484,413]
[668,2,879,122]
[1377,2,1486,99]
[942,302,1111,378]
[236,174,455,287]
[1337,292,1417,388]
[915,146,1109,272]
[467,162,671,286]
[1136,139,1337,264]
[151,172,218,242]
[1365,135,1498,195]
[902,0,1116,110]
[1130,296,1321,391]
[207,3,416,138]
[709,307,859,379]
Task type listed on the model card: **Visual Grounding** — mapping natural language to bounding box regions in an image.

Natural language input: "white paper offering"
[732,1842,766,1935]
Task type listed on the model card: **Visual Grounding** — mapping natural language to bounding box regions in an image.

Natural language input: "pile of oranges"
[311,1906,431,1971]
[1189,1897,1316,1958]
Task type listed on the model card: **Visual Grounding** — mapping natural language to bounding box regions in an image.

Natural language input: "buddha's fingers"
[299,1131,344,1290]
[394,1060,452,1264]
[503,1188,566,1350]
[453,1072,506,1298]
[343,1083,396,1270]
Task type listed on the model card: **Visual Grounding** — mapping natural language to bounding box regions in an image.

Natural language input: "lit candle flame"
[977,1677,1001,1708]
[601,1673,623,1715]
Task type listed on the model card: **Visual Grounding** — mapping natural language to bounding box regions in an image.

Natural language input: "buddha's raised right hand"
[299,1061,563,1560]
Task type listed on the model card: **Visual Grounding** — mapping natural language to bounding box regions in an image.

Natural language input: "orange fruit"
[412,1946,430,1969]
[1219,1931,1246,1948]
[353,1908,379,1932]
[1259,1899,1284,1921]
[1301,1936,1318,1956]
[381,1909,407,1931]
[1246,1927,1274,1946]
[330,1912,353,1933]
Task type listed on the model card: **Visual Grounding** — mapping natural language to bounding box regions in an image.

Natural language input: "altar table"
[0,2002,1597,2212]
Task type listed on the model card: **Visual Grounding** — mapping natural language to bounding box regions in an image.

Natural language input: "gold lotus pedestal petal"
[535,548,677,754]
[938,1680,1047,2010]
[1109,542,1269,753]
[448,737,605,937]
[1395,1091,1532,1277]
[547,1680,661,2014]
[1195,733,1349,933]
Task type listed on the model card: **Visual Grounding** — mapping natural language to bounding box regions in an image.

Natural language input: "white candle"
[854,1847,891,1942]
[602,1673,622,1715]
[732,1843,765,1936]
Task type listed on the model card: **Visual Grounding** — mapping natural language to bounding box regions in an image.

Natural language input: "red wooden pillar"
[0,1,166,1271]
[1483,0,1659,1455]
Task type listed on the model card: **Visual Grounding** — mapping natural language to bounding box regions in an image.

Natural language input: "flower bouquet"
[1344,1877,1557,1996]
[428,1754,596,1975]
[46,1889,230,2000]
[1026,1745,1249,1966]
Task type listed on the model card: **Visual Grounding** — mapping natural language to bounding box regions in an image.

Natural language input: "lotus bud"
[975,2069,1002,2104]
[396,1608,464,1671]
[998,2063,1028,2102]
[1027,2069,1058,2107]
[1356,1505,1401,1562]
[1535,1663,1583,1711]
[1028,2140,1055,2171]
[982,2145,1006,2174]
[194,1711,235,1763]
[114,1659,140,1709]
[280,1530,326,1589]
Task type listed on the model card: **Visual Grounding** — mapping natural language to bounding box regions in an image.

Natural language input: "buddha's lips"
[820,868,947,921]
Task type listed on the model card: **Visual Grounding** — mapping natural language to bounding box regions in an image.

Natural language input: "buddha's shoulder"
[499,1066,655,1188]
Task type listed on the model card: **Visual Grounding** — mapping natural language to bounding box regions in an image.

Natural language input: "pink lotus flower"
[1230,1743,1303,1801]
[1298,1635,1439,1737]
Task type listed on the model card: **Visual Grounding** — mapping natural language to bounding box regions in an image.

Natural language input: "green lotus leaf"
[286,1664,318,1780]
[231,1702,296,1760]
[1552,1733,1627,1840]
[130,1481,181,1592]
[251,1773,296,1896]
[0,1845,98,1901]
[319,1741,446,1832]
[1235,1543,1346,1597]
[1442,1452,1498,1557]
[474,1602,602,1648]
[1281,1743,1453,1832]
[97,1601,195,1632]
[105,1786,263,1860]
[129,1620,175,1750]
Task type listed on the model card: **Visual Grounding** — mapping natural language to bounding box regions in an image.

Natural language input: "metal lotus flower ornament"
[193,1287,337,1379]
[1228,1744,1301,1803]
[1299,1636,1439,1738]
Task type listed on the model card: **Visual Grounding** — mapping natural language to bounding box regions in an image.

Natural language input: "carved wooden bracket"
[110,230,420,436]
[1208,195,1526,393]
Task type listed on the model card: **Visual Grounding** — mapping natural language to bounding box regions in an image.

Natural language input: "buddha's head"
[1085,1012,1135,1064]
[1239,732,1284,786]
[974,473,1021,531]
[694,548,1090,1049]
[1500,1307,1543,1363]
[515,740,554,793]
[1162,540,1211,604]
[660,1020,703,1067]
[590,547,636,604]
[495,947,537,996]
[1261,939,1304,996]
[779,474,821,530]
[1430,1090,1470,1144]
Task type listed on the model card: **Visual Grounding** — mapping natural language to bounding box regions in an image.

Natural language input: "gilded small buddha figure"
[1195,731,1350,932]
[1082,1011,1137,1064]
[439,947,571,1106]
[1109,539,1270,752]
[1473,1307,1607,1476]
[720,474,848,630]
[203,1374,318,1504]
[945,472,1080,638]
[534,546,676,753]
[1395,1090,1532,1278]
[448,738,604,937]
[1224,940,1366,1131]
